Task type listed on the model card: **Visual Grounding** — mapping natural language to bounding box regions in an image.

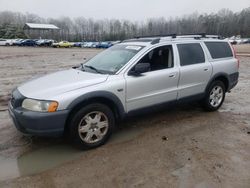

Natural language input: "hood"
[18,69,108,99]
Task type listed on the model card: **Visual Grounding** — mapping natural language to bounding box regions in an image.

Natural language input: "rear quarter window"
[177,43,205,66]
[205,42,233,59]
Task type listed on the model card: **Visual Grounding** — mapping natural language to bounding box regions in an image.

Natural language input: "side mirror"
[129,63,150,76]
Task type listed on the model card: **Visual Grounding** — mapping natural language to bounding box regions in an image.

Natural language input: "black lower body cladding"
[228,72,239,90]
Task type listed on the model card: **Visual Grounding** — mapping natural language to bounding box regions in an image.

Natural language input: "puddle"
[0,157,19,181]
[0,124,144,182]
[0,145,82,181]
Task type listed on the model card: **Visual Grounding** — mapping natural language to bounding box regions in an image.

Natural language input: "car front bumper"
[8,102,69,137]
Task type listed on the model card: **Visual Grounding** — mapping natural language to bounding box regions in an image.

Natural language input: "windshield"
[84,44,144,74]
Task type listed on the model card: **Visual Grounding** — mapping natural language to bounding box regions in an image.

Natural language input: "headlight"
[22,99,58,112]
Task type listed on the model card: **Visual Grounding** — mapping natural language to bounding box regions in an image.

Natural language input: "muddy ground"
[0,46,250,188]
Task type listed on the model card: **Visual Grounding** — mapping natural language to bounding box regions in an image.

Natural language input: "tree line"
[0,7,249,41]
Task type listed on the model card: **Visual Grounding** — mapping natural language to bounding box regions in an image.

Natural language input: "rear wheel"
[203,81,225,111]
[69,103,115,149]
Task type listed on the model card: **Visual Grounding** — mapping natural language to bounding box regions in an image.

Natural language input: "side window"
[134,45,173,72]
[177,43,205,66]
[205,42,233,59]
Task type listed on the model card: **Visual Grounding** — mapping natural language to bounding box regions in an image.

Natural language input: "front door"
[125,45,179,112]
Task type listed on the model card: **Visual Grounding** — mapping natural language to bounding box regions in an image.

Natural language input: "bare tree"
[0,7,250,40]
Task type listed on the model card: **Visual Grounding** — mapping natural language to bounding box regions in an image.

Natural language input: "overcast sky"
[0,0,249,20]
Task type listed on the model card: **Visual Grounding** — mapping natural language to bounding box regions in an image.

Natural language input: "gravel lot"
[0,46,250,188]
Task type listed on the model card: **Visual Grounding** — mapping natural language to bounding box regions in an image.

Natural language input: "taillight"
[230,43,240,69]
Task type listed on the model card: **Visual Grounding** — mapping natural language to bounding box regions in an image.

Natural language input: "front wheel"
[69,103,115,149]
[203,81,226,111]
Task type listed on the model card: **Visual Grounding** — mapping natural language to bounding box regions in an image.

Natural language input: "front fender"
[67,91,126,119]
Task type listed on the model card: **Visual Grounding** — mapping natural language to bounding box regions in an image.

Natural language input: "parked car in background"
[36,39,46,46]
[52,41,73,48]
[73,42,83,47]
[95,42,101,48]
[34,39,40,43]
[85,42,96,48]
[93,42,100,48]
[0,39,7,46]
[7,39,14,45]
[84,42,99,48]
[98,42,113,48]
[240,38,249,44]
[84,42,93,48]
[46,39,55,46]
[81,42,88,48]
[13,39,24,46]
[0,39,13,46]
[227,35,250,45]
[18,39,37,46]
[36,39,55,46]
[242,38,250,44]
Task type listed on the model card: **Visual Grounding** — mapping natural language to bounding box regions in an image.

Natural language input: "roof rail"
[122,38,155,43]
[122,33,222,45]
[176,33,222,39]
[122,38,162,45]
[123,34,175,44]
[135,34,177,39]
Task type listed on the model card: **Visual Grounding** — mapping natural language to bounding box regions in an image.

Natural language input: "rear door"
[177,42,212,99]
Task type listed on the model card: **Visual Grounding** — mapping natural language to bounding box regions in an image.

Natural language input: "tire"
[203,80,226,111]
[68,103,115,149]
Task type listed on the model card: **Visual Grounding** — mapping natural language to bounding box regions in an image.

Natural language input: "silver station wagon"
[9,34,239,149]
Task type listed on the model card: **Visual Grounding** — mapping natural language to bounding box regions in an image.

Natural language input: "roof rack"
[122,33,222,45]
[135,33,177,39]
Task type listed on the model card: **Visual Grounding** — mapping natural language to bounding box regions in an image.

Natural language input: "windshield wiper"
[83,65,103,74]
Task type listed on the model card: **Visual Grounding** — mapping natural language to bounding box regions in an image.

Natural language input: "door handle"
[204,68,209,71]
[169,74,175,78]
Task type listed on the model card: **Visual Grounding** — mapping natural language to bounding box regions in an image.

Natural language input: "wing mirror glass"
[129,63,150,76]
